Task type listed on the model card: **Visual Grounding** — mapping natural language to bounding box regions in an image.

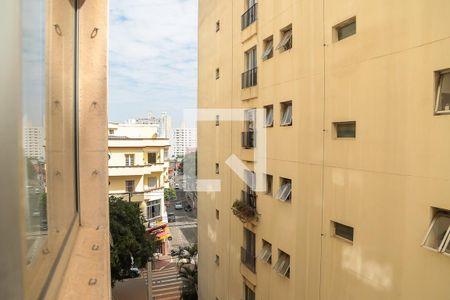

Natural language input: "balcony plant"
[231,198,259,223]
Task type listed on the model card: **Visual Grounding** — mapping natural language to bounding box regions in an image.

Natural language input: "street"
[166,186,197,249]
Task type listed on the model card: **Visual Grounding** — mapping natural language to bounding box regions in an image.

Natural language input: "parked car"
[168,212,176,222]
[174,202,183,210]
[129,267,140,278]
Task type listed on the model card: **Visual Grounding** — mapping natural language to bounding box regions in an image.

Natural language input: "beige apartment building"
[197,1,450,300]
[108,123,171,252]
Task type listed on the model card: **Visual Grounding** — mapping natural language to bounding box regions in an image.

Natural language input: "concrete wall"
[198,0,450,300]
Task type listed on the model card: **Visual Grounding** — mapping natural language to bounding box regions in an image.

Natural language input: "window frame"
[276,25,292,52]
[422,211,450,253]
[262,36,274,61]
[273,250,290,278]
[333,17,356,41]
[258,240,272,264]
[280,101,292,126]
[125,180,135,193]
[264,105,274,127]
[125,153,135,166]
[334,121,356,138]
[265,174,273,195]
[434,70,450,115]
[332,221,354,243]
[148,152,157,164]
[275,177,292,202]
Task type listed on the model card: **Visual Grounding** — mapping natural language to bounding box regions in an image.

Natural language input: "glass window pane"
[335,122,356,138]
[338,21,356,40]
[437,73,450,112]
[423,214,450,250]
[22,0,77,293]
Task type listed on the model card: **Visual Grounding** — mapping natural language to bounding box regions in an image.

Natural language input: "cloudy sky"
[109,0,198,127]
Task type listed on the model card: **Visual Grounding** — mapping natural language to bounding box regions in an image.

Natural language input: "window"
[241,228,256,272]
[435,70,450,114]
[422,209,450,254]
[265,174,273,195]
[334,121,356,138]
[109,129,114,135]
[216,68,220,79]
[148,152,157,164]
[216,163,220,174]
[258,240,272,264]
[244,284,255,300]
[276,26,292,52]
[280,101,292,126]
[216,20,220,32]
[148,177,157,189]
[241,0,257,30]
[274,250,290,278]
[216,209,220,220]
[245,47,257,71]
[242,47,257,88]
[332,221,354,242]
[262,36,273,60]
[125,180,135,193]
[264,105,273,127]
[216,115,220,126]
[125,154,135,166]
[245,108,256,132]
[334,17,356,41]
[147,200,161,219]
[276,177,292,202]
[215,255,220,265]
[244,169,256,191]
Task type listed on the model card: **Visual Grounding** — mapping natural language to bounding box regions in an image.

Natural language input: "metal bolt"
[92,244,99,251]
[88,278,97,286]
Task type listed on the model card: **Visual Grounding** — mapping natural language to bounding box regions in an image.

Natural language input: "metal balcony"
[241,3,257,30]
[241,189,256,209]
[241,67,257,89]
[241,131,255,149]
[240,247,256,272]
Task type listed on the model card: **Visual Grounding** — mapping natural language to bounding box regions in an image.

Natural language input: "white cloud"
[109,0,198,125]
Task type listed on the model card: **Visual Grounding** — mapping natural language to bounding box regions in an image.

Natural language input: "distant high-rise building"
[23,126,45,160]
[159,112,172,139]
[172,127,196,158]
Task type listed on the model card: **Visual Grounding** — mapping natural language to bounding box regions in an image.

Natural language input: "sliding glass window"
[22,0,78,297]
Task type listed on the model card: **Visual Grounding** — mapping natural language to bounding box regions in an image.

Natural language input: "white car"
[174,202,183,210]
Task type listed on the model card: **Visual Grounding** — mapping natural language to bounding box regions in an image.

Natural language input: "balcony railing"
[241,3,257,30]
[241,67,257,89]
[242,189,256,208]
[231,192,258,223]
[241,131,255,149]
[241,247,256,272]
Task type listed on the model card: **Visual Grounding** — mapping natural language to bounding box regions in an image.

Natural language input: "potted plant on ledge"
[231,198,259,223]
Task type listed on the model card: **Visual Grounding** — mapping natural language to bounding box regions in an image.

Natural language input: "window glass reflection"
[22,0,77,295]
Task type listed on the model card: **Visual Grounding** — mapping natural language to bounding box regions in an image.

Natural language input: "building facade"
[23,127,45,160]
[197,1,450,300]
[108,123,171,253]
[172,127,197,158]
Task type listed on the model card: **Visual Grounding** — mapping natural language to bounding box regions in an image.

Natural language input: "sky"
[109,0,198,127]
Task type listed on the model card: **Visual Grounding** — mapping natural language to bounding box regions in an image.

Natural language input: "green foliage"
[164,187,176,202]
[231,199,259,223]
[109,196,157,286]
[176,243,198,299]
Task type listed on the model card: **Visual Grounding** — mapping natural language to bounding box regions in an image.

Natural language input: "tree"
[176,243,198,299]
[109,196,157,286]
[164,187,176,202]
